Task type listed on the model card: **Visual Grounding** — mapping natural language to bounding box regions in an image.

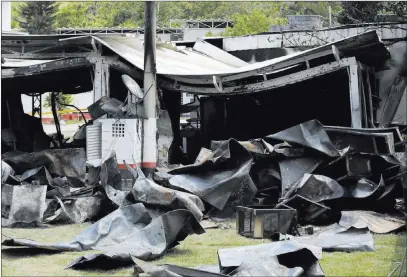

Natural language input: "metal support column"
[142,1,157,175]
[32,93,42,119]
[348,64,363,128]
[93,59,110,102]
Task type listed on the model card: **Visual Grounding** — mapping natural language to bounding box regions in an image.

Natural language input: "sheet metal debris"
[1,160,14,183]
[276,195,331,224]
[2,183,47,227]
[2,148,87,185]
[168,139,255,211]
[280,223,375,252]
[133,258,228,277]
[43,193,104,224]
[218,241,324,276]
[87,96,125,120]
[265,120,340,157]
[285,174,344,203]
[1,111,405,274]
[279,158,323,198]
[3,203,204,269]
[338,210,405,234]
[126,167,205,221]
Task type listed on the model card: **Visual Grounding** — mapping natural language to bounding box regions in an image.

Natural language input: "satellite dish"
[122,75,144,100]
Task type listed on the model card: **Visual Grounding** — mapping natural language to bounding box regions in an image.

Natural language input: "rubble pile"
[2,119,406,276]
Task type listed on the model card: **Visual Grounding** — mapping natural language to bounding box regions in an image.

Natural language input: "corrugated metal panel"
[92,35,235,75]
[89,30,388,79]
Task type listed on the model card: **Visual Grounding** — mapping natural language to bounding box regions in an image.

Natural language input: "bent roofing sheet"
[1,58,54,68]
[2,30,388,80]
[75,30,387,78]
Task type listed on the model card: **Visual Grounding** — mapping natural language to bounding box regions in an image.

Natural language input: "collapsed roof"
[1,30,390,96]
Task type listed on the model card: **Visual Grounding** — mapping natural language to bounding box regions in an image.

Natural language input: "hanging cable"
[51,92,63,148]
[55,96,89,125]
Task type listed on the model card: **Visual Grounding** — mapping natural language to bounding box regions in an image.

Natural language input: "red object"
[117,162,156,169]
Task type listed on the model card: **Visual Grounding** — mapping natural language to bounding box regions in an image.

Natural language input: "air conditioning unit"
[86,118,142,189]
[100,118,142,167]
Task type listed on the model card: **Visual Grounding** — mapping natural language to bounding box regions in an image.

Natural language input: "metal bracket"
[212,75,223,92]
[91,38,102,54]
[332,45,341,61]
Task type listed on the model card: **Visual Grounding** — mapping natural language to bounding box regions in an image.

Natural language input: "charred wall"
[201,69,351,145]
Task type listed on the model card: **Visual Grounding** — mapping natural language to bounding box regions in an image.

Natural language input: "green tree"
[205,31,216,37]
[11,2,23,29]
[44,93,73,112]
[223,9,287,37]
[336,1,407,24]
[18,1,58,34]
[337,1,383,24]
[383,2,407,19]
[54,2,144,28]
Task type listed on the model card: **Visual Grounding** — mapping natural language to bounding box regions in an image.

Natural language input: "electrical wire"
[55,96,89,125]
[51,93,63,148]
[380,112,407,128]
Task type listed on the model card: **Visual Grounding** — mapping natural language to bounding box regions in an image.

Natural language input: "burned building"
[1,22,406,275]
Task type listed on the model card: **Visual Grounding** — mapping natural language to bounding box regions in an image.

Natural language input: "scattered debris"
[1,27,406,275]
[236,206,296,238]
[3,203,204,269]
[338,210,405,234]
[168,139,255,212]
[217,241,324,276]
[280,224,375,252]
[1,182,47,227]
[265,120,341,157]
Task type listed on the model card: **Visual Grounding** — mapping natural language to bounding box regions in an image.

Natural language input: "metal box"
[236,206,297,239]
[100,118,142,165]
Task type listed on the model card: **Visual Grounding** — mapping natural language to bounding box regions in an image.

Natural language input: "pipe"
[328,6,332,27]
[142,1,157,175]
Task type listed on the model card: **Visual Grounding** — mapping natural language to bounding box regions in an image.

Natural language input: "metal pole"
[142,1,157,175]
[328,6,332,27]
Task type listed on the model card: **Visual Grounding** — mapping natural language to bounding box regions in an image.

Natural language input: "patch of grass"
[65,120,85,125]
[2,223,405,276]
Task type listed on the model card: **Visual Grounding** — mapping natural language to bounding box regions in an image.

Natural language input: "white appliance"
[86,122,102,161]
[99,118,143,167]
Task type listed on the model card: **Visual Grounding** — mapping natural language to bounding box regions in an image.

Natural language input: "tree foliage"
[337,1,407,24]
[223,9,287,37]
[18,1,58,34]
[44,93,73,112]
[13,1,340,30]
[12,1,405,36]
[11,2,23,29]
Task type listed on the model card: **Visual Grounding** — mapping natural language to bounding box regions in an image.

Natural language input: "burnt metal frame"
[31,93,42,119]
[161,57,367,128]
[1,35,141,103]
[1,35,375,128]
